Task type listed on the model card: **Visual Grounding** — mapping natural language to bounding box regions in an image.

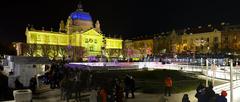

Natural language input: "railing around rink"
[68,62,240,80]
[213,80,240,93]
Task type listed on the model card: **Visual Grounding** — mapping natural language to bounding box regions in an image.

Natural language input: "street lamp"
[205,46,210,87]
[101,37,106,62]
[206,58,209,87]
[201,57,203,73]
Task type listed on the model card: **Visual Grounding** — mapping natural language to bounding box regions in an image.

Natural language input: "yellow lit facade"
[181,29,221,54]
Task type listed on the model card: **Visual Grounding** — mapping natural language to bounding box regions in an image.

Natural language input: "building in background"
[152,25,223,58]
[123,37,153,61]
[124,23,240,60]
[14,3,122,61]
[221,25,240,55]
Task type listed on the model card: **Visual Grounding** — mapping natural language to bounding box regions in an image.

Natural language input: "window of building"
[225,37,228,42]
[90,46,93,51]
[183,40,187,43]
[184,46,187,50]
[37,35,41,42]
[94,39,97,43]
[85,38,88,43]
[214,37,218,41]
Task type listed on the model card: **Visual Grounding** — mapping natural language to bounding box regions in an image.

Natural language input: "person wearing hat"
[216,90,227,102]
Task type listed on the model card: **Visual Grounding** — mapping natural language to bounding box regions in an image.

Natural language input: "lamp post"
[212,59,216,86]
[101,37,106,62]
[201,58,203,73]
[206,46,210,87]
[230,59,233,102]
[206,58,209,87]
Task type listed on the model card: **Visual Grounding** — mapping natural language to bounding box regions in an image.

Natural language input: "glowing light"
[70,10,92,20]
[105,38,123,49]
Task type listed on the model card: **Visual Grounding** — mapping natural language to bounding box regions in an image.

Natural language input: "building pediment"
[81,29,102,37]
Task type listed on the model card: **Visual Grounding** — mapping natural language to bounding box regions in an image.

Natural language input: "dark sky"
[0,0,240,44]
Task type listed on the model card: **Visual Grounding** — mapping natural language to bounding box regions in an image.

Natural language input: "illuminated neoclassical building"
[15,3,122,61]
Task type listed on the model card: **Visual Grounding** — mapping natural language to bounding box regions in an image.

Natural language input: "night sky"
[0,0,240,45]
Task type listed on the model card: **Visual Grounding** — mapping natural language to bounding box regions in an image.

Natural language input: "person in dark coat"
[196,87,207,102]
[0,65,9,101]
[124,75,135,98]
[216,91,227,102]
[29,76,37,94]
[124,74,130,98]
[115,79,124,102]
[129,76,135,98]
[195,82,205,98]
[205,84,216,102]
[182,94,190,102]
[15,77,24,89]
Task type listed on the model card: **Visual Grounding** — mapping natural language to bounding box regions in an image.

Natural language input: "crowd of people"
[58,70,136,102]
[193,82,227,102]
[39,60,137,102]
[181,82,227,102]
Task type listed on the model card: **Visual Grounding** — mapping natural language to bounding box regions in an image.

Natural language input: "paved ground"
[31,74,229,102]
[25,83,240,102]
[125,91,198,102]
[32,89,198,102]
[29,73,228,102]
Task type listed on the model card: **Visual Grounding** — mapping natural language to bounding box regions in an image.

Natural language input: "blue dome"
[70,10,92,21]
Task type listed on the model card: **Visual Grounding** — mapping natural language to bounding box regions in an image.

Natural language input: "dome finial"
[77,1,83,11]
